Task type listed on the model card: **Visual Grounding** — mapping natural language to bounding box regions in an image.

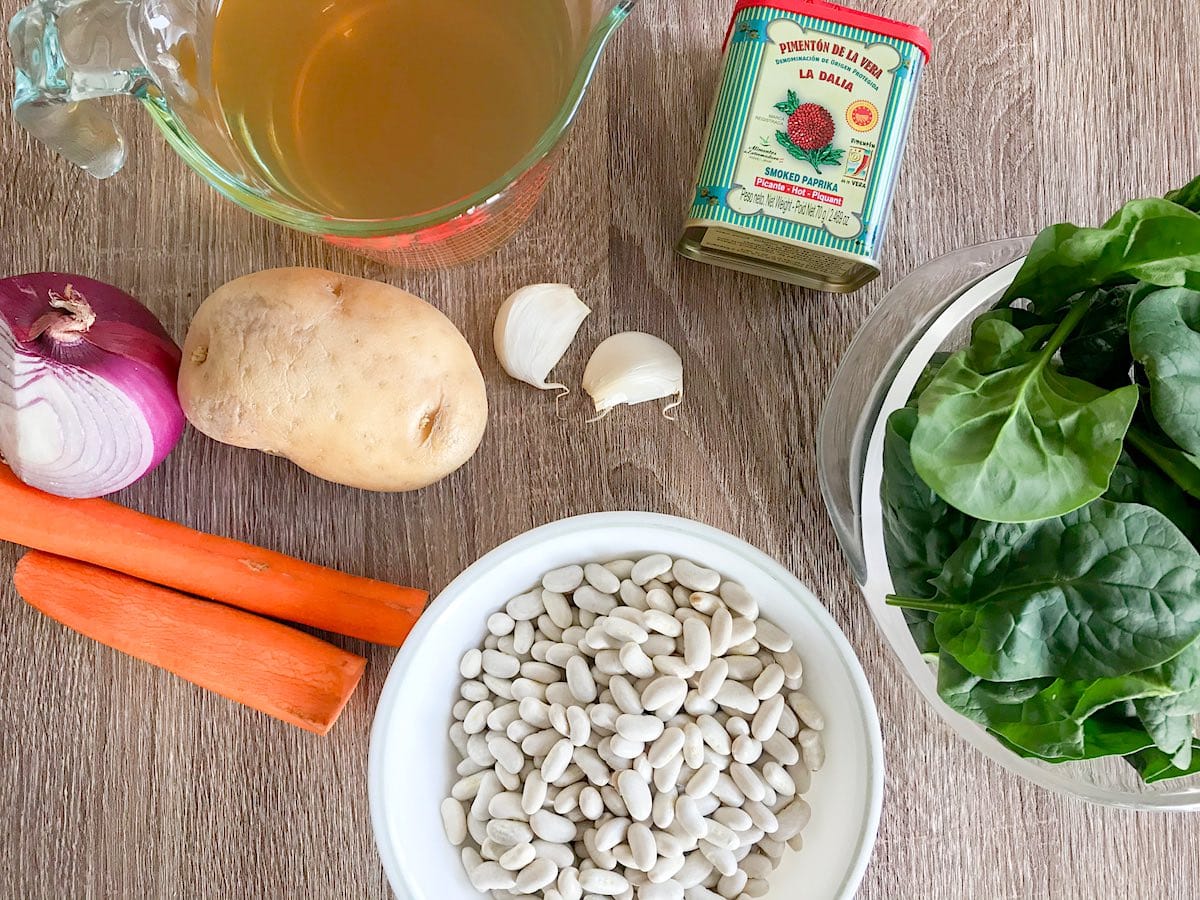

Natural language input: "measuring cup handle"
[8,0,151,178]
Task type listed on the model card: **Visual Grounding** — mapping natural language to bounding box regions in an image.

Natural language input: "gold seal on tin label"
[846,100,879,132]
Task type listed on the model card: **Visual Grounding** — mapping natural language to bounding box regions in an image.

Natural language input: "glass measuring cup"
[8,0,637,267]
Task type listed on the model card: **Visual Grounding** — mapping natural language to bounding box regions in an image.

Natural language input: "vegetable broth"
[211,0,577,219]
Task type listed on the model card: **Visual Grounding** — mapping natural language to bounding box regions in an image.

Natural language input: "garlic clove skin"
[582,332,684,421]
[493,284,591,394]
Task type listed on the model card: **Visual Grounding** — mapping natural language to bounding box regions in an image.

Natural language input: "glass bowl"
[818,238,1200,810]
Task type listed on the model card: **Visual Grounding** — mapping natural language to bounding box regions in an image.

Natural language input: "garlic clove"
[493,284,591,394]
[582,332,684,422]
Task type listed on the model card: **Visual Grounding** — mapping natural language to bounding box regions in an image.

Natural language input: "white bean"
[531,809,578,843]
[675,853,713,889]
[751,695,784,742]
[631,554,673,586]
[620,580,649,609]
[610,734,646,760]
[489,791,526,821]
[577,585,620,614]
[629,822,657,871]
[643,875,684,897]
[579,786,604,820]
[682,723,705,769]
[688,592,721,615]
[761,762,795,798]
[618,714,666,743]
[643,676,688,712]
[460,648,483,679]
[516,857,559,892]
[645,588,676,614]
[488,818,533,847]
[470,860,517,891]
[559,867,584,900]
[500,842,537,871]
[682,618,712,672]
[753,620,792,653]
[601,616,650,644]
[672,560,721,592]
[564,655,598,704]
[585,562,622,594]
[717,582,757,619]
[685,764,720,798]
[483,648,520,678]
[752,665,784,700]
[653,753,685,794]
[788,692,824,730]
[714,682,759,715]
[507,591,544,622]
[730,763,766,803]
[580,868,630,896]
[696,716,731,755]
[610,676,644,715]
[675,796,708,839]
[441,798,467,845]
[488,612,517,637]
[620,643,657,679]
[618,769,654,821]
[543,565,584,593]
[542,738,574,782]
[648,727,686,768]
[799,729,825,771]
[731,735,762,765]
[762,731,800,766]
[698,841,737,877]
[606,559,636,579]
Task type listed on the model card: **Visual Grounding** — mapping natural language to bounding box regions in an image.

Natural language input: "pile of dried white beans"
[444,555,825,900]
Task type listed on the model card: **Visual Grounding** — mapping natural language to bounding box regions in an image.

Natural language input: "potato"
[178,268,487,492]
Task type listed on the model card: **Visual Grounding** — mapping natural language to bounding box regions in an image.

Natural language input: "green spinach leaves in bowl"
[882,177,1200,785]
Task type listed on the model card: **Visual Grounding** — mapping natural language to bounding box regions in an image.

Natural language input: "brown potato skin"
[178,268,487,492]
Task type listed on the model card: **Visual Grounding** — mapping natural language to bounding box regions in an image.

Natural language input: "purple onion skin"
[0,273,186,495]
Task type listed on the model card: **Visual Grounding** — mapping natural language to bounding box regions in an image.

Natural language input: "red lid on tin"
[725,0,932,61]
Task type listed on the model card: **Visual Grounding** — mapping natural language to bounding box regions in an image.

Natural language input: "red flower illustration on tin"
[775,91,845,174]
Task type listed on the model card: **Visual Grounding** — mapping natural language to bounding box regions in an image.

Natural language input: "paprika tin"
[677,0,930,292]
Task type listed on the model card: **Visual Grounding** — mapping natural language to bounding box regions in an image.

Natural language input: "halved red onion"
[0,273,185,498]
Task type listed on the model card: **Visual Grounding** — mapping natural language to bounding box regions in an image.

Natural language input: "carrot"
[14,552,366,735]
[0,463,425,646]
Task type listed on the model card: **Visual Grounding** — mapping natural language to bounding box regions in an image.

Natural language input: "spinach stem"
[886,595,959,612]
[1036,298,1092,363]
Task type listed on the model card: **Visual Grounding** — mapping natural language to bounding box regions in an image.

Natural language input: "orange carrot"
[0,464,425,646]
[14,552,366,735]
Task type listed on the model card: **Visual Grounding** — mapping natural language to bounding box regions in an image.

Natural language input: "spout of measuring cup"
[8,0,151,178]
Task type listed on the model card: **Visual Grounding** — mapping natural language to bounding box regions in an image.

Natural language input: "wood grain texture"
[1,0,1198,897]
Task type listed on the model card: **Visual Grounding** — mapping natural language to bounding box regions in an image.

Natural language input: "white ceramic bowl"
[369,512,883,900]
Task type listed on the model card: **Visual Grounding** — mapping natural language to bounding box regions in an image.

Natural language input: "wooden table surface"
[2,1,1198,897]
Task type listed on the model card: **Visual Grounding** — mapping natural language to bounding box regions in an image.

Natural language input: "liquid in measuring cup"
[211,0,578,220]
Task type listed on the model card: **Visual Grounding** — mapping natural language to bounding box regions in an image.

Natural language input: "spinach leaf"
[1002,199,1200,315]
[911,304,1139,522]
[910,352,952,403]
[1130,287,1200,454]
[937,653,1052,726]
[938,649,1197,761]
[965,308,1055,372]
[1134,696,1196,766]
[1128,427,1200,501]
[995,717,1158,762]
[1105,453,1200,546]
[1128,742,1200,783]
[881,407,973,654]
[890,501,1200,682]
[1059,285,1136,388]
[1166,174,1200,213]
